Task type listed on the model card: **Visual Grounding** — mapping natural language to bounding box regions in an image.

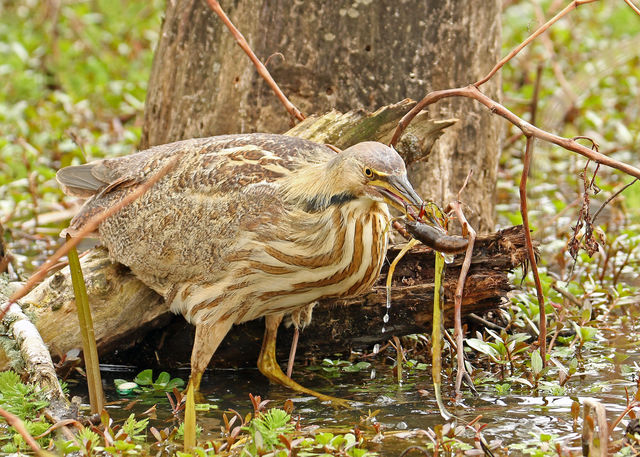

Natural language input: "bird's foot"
[258,346,350,408]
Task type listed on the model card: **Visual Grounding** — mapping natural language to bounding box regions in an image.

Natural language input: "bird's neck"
[283,159,360,213]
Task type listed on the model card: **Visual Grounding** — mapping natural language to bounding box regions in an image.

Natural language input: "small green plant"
[0,372,56,453]
[114,369,185,394]
[0,371,49,418]
[1,419,50,454]
[176,422,203,440]
[52,410,152,457]
[308,359,371,378]
[466,329,530,378]
[242,408,294,456]
[509,432,560,456]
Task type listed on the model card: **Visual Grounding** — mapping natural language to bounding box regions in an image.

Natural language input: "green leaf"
[531,349,543,377]
[166,377,185,390]
[579,326,598,342]
[155,371,170,386]
[343,362,371,372]
[466,338,501,361]
[134,369,153,386]
[115,381,139,393]
[348,448,369,457]
[315,433,334,445]
[342,433,357,448]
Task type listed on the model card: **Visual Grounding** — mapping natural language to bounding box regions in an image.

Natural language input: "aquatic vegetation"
[115,369,185,395]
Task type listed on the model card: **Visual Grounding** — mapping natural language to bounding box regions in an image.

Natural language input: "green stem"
[432,252,452,420]
[67,236,104,414]
[183,380,197,451]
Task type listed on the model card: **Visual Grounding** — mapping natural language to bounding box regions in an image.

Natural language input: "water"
[93,341,640,455]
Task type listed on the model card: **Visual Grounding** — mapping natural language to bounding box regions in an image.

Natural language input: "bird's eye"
[364,167,373,178]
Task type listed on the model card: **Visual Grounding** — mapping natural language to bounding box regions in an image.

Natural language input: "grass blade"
[183,380,197,450]
[67,236,104,414]
[433,252,453,420]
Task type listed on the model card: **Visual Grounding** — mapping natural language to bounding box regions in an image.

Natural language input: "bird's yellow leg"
[258,315,350,407]
[190,320,234,393]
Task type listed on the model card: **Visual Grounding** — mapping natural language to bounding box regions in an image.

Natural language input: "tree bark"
[141,0,502,231]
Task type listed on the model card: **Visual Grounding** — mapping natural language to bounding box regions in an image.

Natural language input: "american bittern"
[57,133,423,402]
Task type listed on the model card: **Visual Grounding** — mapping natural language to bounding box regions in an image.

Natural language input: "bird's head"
[327,142,423,217]
[285,141,423,217]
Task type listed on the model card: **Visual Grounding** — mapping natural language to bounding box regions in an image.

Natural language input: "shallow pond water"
[90,337,640,456]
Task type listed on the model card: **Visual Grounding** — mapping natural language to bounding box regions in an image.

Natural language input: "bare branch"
[475,0,599,87]
[390,85,640,180]
[533,4,578,104]
[624,0,640,16]
[204,0,305,123]
[449,199,476,398]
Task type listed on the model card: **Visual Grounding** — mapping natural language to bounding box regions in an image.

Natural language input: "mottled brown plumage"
[57,133,422,402]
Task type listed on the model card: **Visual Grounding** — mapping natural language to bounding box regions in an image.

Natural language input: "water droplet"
[370,368,376,379]
[381,326,386,333]
[383,314,389,323]
[373,343,380,354]
[444,253,455,264]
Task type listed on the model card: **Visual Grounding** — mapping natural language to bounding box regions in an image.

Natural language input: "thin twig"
[475,0,599,87]
[0,407,46,456]
[529,65,543,127]
[443,327,458,351]
[390,85,640,180]
[43,410,80,442]
[450,198,476,398]
[204,0,305,123]
[608,396,639,434]
[33,419,81,440]
[398,445,433,457]
[468,313,505,332]
[520,137,547,364]
[551,283,581,307]
[1,155,181,320]
[624,0,640,16]
[592,178,638,223]
[546,307,566,355]
[534,3,578,105]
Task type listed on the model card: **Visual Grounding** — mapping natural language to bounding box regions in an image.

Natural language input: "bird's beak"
[372,174,423,219]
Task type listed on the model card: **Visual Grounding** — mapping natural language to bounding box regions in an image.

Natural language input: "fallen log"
[1,225,527,371]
